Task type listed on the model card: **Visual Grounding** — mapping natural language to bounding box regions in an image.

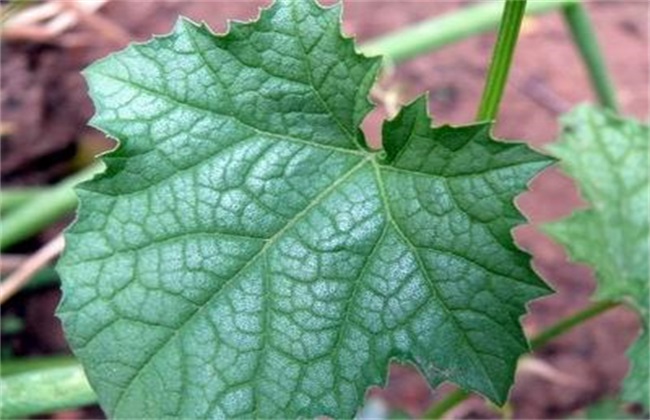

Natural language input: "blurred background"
[1,0,648,418]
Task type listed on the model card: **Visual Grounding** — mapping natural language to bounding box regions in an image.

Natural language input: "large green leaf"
[545,106,649,408]
[57,1,551,418]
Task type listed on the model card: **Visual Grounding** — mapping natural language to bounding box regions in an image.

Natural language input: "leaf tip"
[380,94,431,163]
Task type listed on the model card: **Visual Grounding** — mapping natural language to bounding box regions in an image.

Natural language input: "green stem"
[0,163,103,250]
[529,300,620,349]
[1,355,80,376]
[422,300,621,419]
[476,0,528,121]
[360,0,577,63]
[0,358,96,418]
[0,188,46,214]
[22,266,60,291]
[562,2,619,112]
[424,388,471,419]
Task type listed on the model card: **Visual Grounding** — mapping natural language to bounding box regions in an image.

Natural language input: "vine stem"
[360,0,576,63]
[0,163,103,250]
[476,0,528,121]
[0,358,96,418]
[422,300,622,419]
[561,1,619,112]
[424,388,471,419]
[529,300,621,349]
[0,188,46,213]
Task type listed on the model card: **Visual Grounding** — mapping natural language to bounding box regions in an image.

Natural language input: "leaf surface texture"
[58,1,551,417]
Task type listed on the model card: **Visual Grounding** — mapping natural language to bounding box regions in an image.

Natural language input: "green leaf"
[622,330,649,408]
[57,1,551,418]
[544,106,649,408]
[584,397,635,419]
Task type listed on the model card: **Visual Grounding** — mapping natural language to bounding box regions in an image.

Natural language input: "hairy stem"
[476,0,528,121]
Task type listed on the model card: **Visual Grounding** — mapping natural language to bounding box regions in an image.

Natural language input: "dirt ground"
[1,0,648,418]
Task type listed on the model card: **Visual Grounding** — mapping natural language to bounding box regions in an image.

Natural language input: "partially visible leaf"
[544,106,649,408]
[584,397,635,419]
[622,330,649,408]
[56,1,552,418]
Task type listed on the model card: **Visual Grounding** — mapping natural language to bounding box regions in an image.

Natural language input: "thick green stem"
[360,0,577,63]
[476,0,528,121]
[0,358,96,418]
[422,300,621,418]
[0,188,46,214]
[0,163,103,250]
[562,2,619,112]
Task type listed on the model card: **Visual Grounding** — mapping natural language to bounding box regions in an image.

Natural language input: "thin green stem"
[424,388,471,419]
[476,0,528,121]
[422,300,621,419]
[562,2,619,112]
[360,0,577,64]
[0,163,103,250]
[529,300,620,350]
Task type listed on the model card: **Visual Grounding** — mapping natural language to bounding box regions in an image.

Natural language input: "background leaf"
[545,106,649,409]
[585,397,635,419]
[622,330,649,408]
[57,1,551,418]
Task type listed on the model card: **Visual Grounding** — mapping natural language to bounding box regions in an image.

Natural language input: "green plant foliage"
[585,397,635,419]
[622,330,649,409]
[56,1,552,417]
[545,106,649,408]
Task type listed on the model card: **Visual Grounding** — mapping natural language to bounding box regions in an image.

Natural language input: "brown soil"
[1,1,648,419]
